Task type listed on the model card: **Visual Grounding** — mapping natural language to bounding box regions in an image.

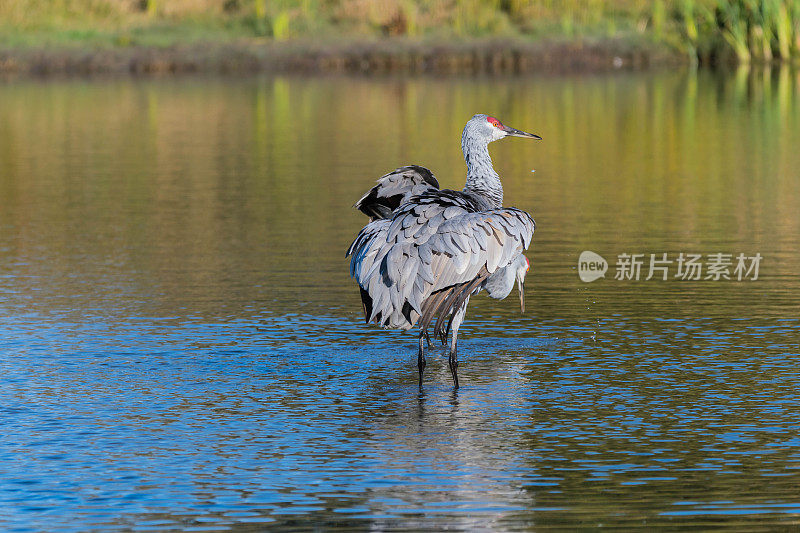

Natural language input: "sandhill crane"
[346,114,539,388]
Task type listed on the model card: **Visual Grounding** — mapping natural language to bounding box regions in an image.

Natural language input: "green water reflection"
[1,68,798,324]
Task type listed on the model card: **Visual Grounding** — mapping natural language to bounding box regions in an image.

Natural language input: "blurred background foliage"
[1,1,799,63]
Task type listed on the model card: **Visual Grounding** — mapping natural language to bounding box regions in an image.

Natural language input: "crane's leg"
[448,299,469,389]
[417,331,426,387]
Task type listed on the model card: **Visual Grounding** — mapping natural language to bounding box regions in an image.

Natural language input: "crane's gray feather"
[347,188,534,330]
[353,165,439,221]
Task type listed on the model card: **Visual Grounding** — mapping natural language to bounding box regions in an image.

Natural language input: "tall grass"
[1,0,799,64]
[677,0,800,63]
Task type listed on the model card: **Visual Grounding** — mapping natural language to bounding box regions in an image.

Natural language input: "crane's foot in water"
[448,350,459,389]
[417,336,426,387]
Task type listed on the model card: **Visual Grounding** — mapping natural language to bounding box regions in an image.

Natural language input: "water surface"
[2,69,800,530]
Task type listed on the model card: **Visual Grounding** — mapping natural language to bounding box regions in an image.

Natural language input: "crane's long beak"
[518,279,525,314]
[503,125,541,140]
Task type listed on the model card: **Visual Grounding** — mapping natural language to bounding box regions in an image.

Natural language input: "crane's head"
[515,254,530,314]
[464,114,541,145]
[485,253,531,310]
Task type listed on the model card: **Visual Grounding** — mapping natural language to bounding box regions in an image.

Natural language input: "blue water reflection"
[2,313,800,530]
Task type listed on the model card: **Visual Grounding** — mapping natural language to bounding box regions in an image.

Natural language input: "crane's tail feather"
[419,266,490,344]
[359,287,373,324]
[442,273,487,341]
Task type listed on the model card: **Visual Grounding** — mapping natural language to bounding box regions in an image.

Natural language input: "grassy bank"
[1,1,799,75]
[0,37,679,75]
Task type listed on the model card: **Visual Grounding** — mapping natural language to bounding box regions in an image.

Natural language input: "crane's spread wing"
[347,190,534,330]
[354,165,439,221]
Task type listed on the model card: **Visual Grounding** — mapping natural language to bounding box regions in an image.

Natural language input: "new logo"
[578,251,608,282]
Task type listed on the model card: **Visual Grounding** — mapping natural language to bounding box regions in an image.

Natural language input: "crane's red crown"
[486,116,503,128]
[524,256,530,271]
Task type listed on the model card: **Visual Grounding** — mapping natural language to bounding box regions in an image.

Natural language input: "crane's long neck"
[462,135,503,208]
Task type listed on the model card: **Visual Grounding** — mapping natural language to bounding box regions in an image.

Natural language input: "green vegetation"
[1,1,799,71]
[0,0,660,46]
[671,0,800,63]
